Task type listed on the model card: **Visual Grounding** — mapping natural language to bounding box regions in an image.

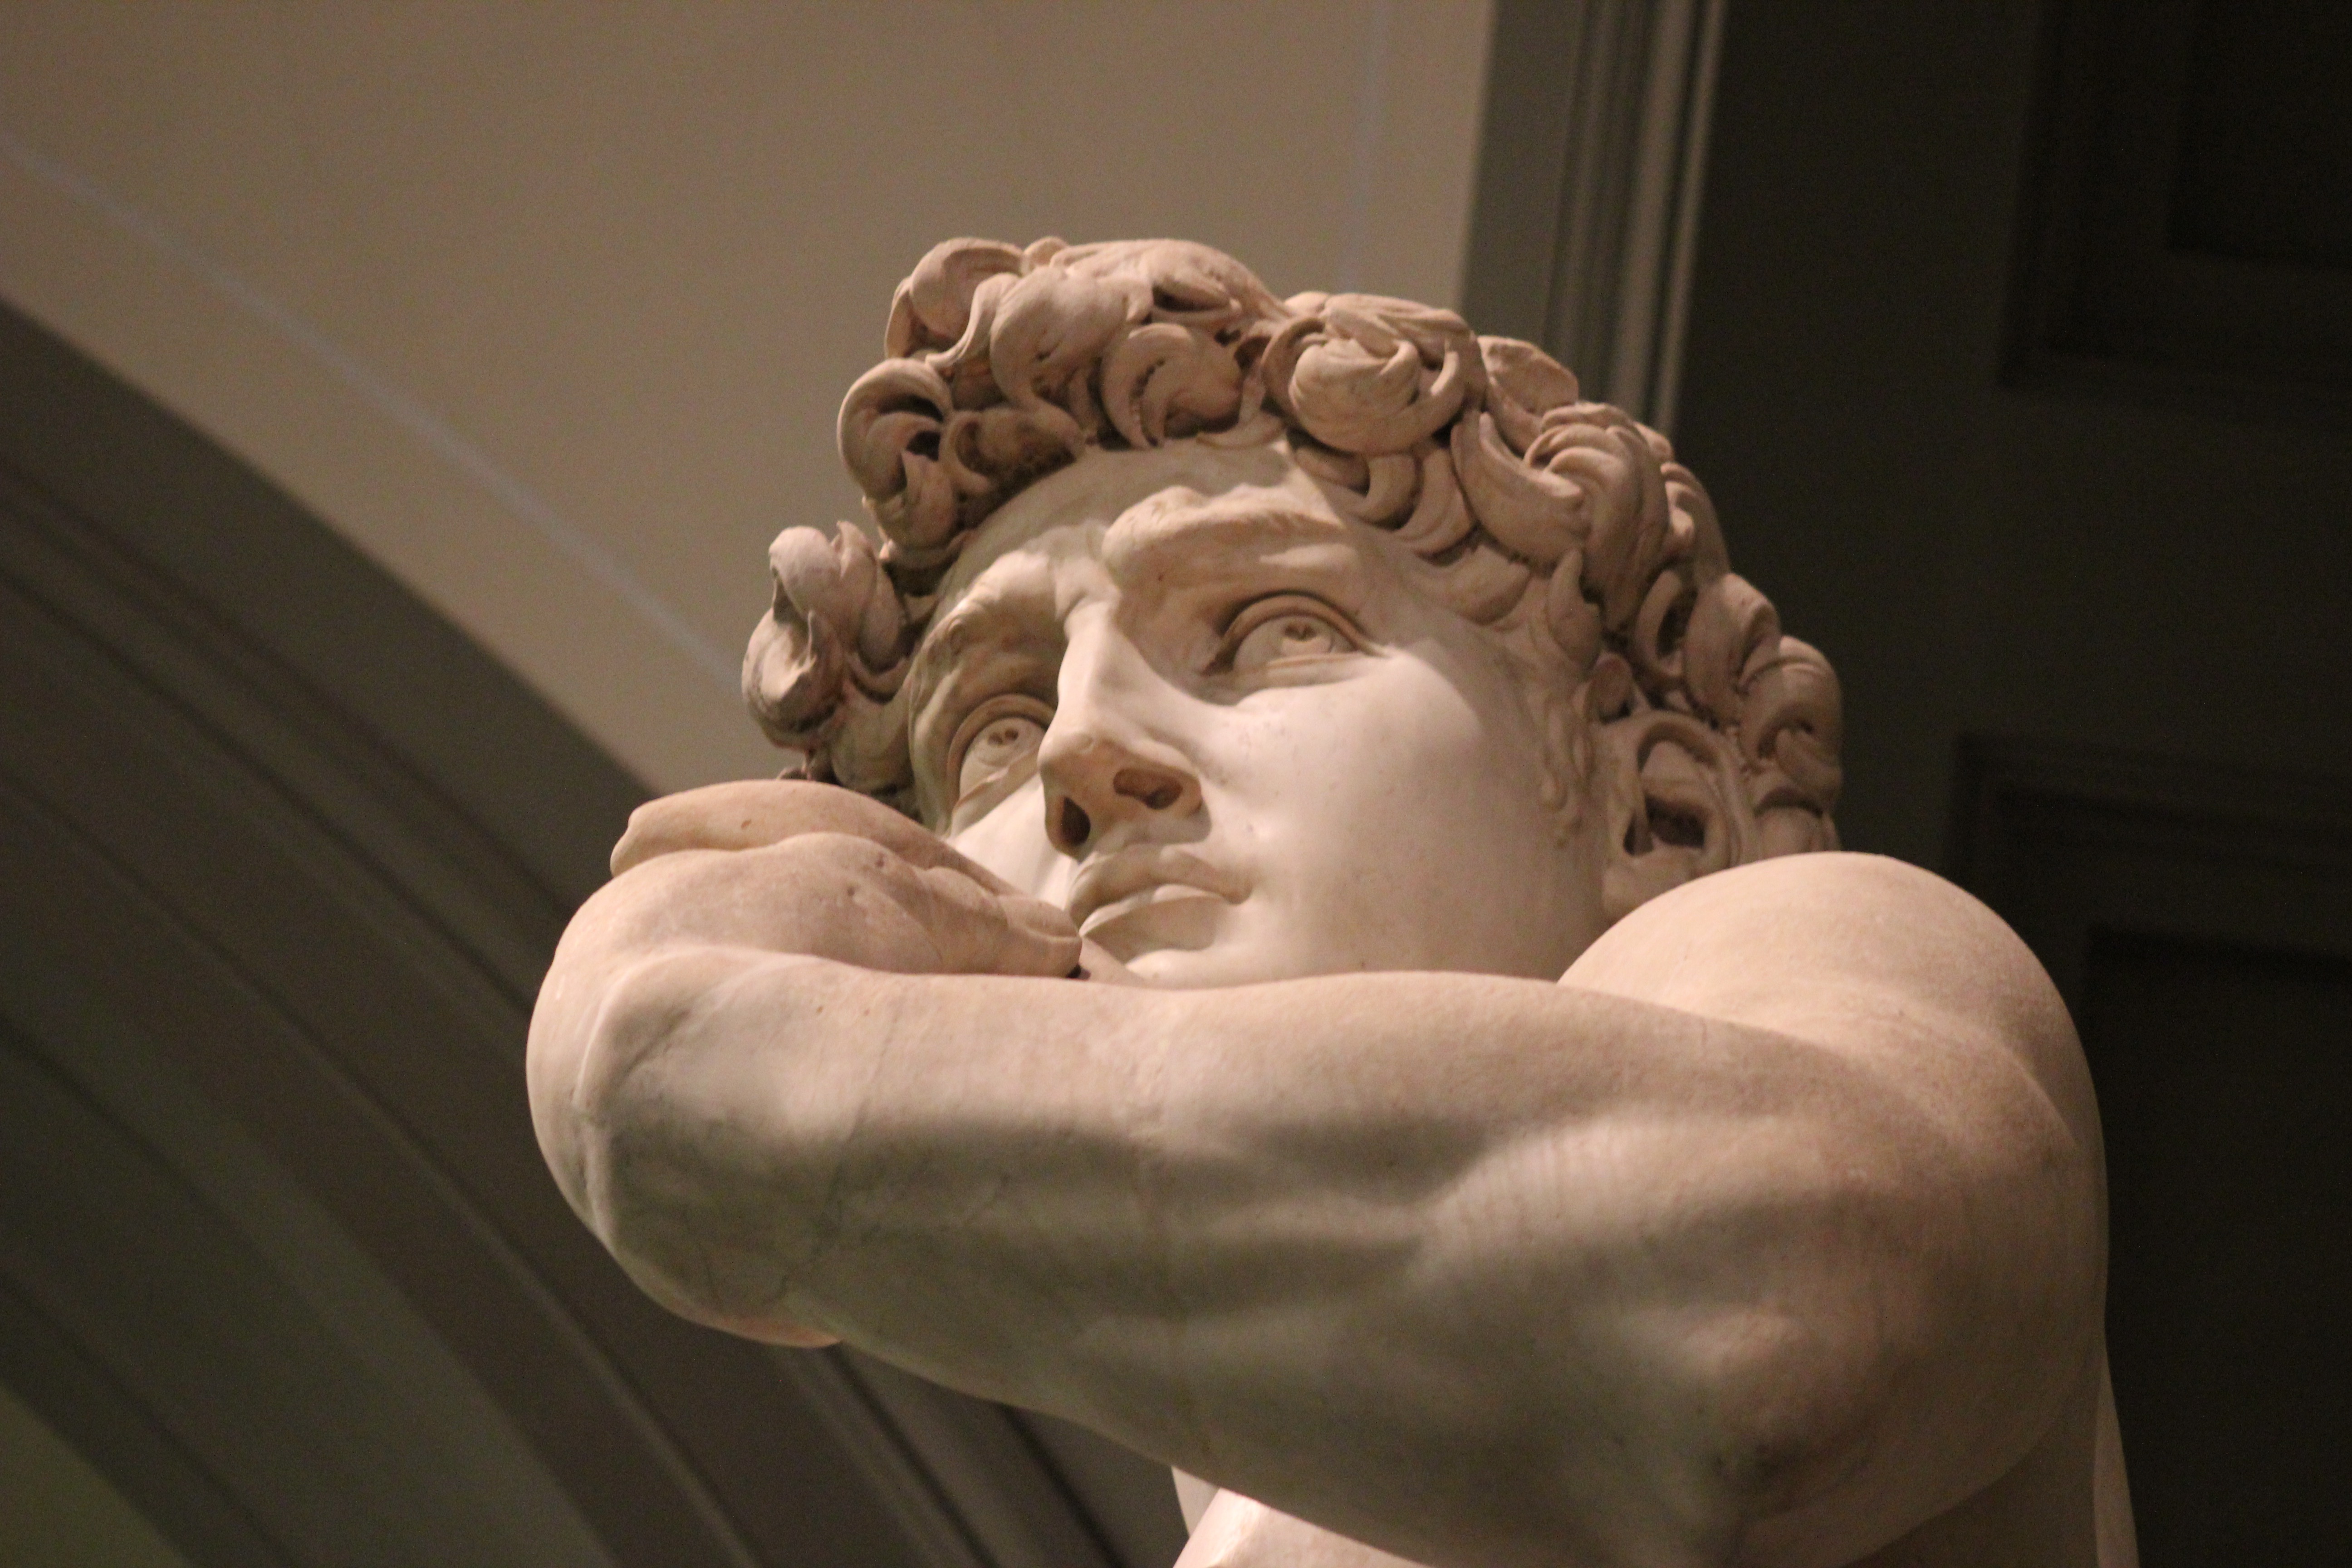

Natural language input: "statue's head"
[745,238,1841,986]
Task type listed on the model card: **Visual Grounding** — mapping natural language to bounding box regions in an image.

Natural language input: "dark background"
[1666,4,2352,1559]
[1676,0,2352,870]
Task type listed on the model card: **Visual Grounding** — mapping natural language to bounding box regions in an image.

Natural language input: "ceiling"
[0,2,1493,790]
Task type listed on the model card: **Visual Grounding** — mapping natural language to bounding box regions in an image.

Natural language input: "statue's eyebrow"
[1100,503,1364,600]
[906,499,1364,718]
[903,574,1054,728]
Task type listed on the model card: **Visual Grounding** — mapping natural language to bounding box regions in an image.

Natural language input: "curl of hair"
[748,237,1842,864]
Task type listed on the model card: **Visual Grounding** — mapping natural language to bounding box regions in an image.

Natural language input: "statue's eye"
[949,696,1053,805]
[1221,597,1361,676]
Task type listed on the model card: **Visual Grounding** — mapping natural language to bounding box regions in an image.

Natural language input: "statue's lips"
[1068,849,1246,938]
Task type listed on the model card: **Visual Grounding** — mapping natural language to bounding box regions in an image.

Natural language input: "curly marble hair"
[746,238,1841,903]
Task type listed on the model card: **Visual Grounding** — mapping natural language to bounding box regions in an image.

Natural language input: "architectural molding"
[0,300,1177,1567]
[1461,0,1725,430]
[2004,0,2352,422]
[1947,733,2352,1005]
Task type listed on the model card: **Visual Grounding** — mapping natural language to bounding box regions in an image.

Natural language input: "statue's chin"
[1083,888,1283,990]
[1083,887,1225,959]
[1115,950,1240,990]
[1113,934,1346,992]
[1102,942,1263,993]
[1081,891,1453,990]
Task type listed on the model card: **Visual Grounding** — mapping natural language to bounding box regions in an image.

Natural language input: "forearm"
[560,948,2098,1567]
[526,825,1079,1229]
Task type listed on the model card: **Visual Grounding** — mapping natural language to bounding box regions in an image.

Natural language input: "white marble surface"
[530,240,2132,1567]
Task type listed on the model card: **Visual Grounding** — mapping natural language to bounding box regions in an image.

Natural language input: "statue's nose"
[1037,624,1200,856]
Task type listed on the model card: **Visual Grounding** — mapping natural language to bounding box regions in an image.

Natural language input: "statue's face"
[906,442,1610,988]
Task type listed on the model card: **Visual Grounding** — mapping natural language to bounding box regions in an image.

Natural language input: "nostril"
[1057,795,1093,850]
[1115,769,1183,811]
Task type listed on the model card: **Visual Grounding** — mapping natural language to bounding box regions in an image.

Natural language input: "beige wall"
[0,2,1493,790]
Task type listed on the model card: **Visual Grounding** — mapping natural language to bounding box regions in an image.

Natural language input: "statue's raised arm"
[527,239,2133,1568]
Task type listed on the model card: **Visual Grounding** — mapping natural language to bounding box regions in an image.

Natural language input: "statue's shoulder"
[1568,853,2079,1077]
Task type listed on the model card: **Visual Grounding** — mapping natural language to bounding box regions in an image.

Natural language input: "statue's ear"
[1599,713,1753,923]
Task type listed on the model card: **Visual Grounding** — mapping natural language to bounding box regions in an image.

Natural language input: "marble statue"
[528,239,2134,1567]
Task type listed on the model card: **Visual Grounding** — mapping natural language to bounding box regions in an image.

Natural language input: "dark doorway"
[1953,737,2352,1561]
[2084,931,2352,1561]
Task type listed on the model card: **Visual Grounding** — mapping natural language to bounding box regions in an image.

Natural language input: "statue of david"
[529,239,2135,1568]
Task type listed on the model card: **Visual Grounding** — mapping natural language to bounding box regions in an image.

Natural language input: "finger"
[586,834,936,972]
[704,834,1073,977]
[910,867,1082,978]
[1074,938,1142,986]
[613,781,1024,896]
[606,817,1078,977]
[990,891,1086,978]
[614,780,903,873]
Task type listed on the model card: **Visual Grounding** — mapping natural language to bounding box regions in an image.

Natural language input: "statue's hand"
[615,779,977,879]
[595,779,1082,978]
[533,782,1086,1344]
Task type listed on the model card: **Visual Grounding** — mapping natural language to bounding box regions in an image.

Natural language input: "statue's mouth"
[1079,887,1229,959]
[1067,848,1245,936]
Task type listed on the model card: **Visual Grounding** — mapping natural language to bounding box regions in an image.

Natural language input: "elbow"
[524,879,733,1228]
[544,946,830,1342]
[550,945,847,1354]
[1534,1305,1916,1568]
[1685,1206,2103,1564]
[1674,1307,1886,1552]
[526,940,713,1224]
[524,930,620,1228]
[1457,1307,1855,1568]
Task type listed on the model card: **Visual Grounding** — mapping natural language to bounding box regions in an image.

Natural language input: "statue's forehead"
[923,442,1354,630]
